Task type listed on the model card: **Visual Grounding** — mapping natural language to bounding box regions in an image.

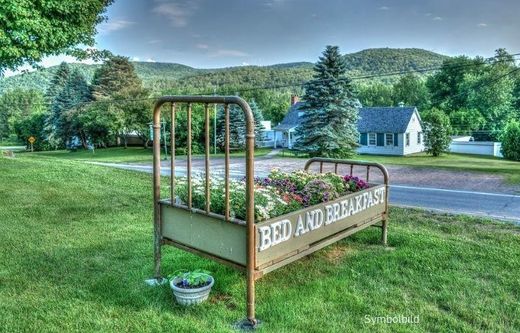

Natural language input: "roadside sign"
[28,136,36,152]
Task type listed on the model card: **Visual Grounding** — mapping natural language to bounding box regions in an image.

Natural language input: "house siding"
[402,111,425,155]
[357,132,404,156]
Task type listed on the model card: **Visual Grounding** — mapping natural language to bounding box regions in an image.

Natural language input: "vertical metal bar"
[204,103,211,214]
[366,165,370,183]
[334,163,338,174]
[319,161,323,173]
[170,103,176,204]
[350,164,353,176]
[187,103,192,210]
[243,102,257,326]
[153,104,162,279]
[224,104,230,221]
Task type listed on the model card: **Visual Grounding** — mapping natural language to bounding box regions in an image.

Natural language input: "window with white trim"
[368,133,376,146]
[405,133,410,146]
[417,132,422,144]
[385,133,394,146]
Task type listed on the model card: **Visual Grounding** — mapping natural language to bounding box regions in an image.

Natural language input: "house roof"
[273,102,303,131]
[274,103,419,133]
[358,107,418,133]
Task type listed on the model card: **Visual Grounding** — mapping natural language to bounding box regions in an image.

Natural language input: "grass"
[1,154,520,332]
[30,147,273,163]
[281,150,520,184]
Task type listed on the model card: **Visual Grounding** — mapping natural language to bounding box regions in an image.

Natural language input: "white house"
[357,106,425,155]
[273,99,425,156]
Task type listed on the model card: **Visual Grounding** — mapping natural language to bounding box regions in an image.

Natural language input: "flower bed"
[175,169,369,222]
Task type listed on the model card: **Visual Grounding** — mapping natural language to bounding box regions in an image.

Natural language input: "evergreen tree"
[216,105,246,150]
[89,56,148,147]
[45,62,71,103]
[45,62,71,147]
[249,99,265,142]
[90,56,142,100]
[50,69,91,147]
[215,100,265,150]
[295,45,359,157]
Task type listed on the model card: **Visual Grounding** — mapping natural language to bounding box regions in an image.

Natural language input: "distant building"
[273,97,425,156]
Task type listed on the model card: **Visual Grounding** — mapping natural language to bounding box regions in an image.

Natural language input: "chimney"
[291,95,299,106]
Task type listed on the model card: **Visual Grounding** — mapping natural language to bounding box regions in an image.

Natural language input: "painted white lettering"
[367,191,374,208]
[314,209,324,229]
[355,195,362,212]
[281,219,292,241]
[294,215,306,236]
[362,193,368,210]
[325,205,334,225]
[348,199,356,216]
[258,226,271,251]
[341,199,349,217]
[271,222,282,245]
[305,210,316,231]
[333,203,341,222]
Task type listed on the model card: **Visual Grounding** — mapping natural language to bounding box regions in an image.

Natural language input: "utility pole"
[213,84,217,154]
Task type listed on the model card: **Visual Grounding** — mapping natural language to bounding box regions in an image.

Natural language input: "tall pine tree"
[45,62,71,148]
[52,69,91,147]
[295,46,359,157]
[215,99,265,150]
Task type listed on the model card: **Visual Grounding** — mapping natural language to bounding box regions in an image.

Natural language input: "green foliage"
[448,108,485,135]
[47,69,91,148]
[295,45,359,158]
[0,88,45,138]
[423,108,452,157]
[392,73,430,110]
[500,120,520,161]
[0,0,113,74]
[343,48,448,83]
[357,82,393,107]
[215,100,265,150]
[13,113,49,151]
[170,269,212,288]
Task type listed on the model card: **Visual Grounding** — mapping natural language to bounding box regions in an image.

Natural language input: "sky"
[6,0,520,75]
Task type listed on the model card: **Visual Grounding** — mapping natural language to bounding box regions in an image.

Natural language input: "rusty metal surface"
[153,95,256,324]
[153,97,390,325]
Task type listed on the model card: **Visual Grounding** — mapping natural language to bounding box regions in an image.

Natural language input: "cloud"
[477,23,488,27]
[210,49,249,57]
[196,43,209,49]
[131,56,140,61]
[148,39,162,44]
[145,58,156,63]
[433,16,443,21]
[152,1,198,27]
[98,19,134,33]
[378,6,390,10]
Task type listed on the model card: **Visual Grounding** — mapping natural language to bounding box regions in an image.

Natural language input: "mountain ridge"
[0,48,449,94]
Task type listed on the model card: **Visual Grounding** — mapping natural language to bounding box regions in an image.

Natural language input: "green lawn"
[282,150,520,184]
[30,147,273,163]
[1,154,519,332]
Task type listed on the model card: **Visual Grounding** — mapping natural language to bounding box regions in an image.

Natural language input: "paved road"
[90,161,520,222]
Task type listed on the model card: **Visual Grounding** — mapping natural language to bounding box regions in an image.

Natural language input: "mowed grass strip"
[1,155,519,332]
[31,147,273,164]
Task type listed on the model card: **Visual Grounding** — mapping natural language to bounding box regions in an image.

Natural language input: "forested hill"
[0,48,449,94]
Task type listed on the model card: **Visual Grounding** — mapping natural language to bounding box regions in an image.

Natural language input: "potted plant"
[169,269,214,306]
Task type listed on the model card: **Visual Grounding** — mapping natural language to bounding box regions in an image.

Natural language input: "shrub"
[423,108,452,157]
[501,120,520,161]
